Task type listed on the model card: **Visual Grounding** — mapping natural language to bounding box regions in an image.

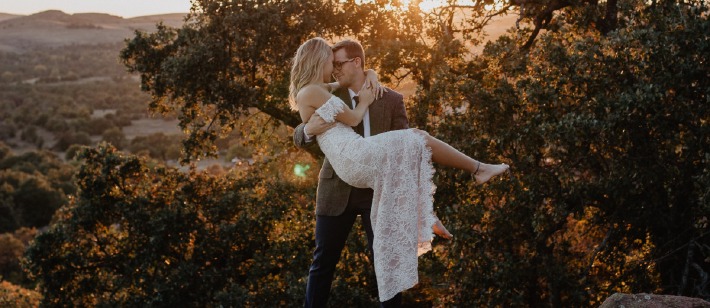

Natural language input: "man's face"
[332,49,360,87]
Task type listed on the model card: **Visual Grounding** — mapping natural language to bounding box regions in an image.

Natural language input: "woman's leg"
[412,129,509,184]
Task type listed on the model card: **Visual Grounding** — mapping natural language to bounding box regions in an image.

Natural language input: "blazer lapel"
[368,97,386,135]
[336,89,351,108]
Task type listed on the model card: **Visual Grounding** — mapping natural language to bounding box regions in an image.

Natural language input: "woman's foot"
[432,219,453,240]
[474,162,509,184]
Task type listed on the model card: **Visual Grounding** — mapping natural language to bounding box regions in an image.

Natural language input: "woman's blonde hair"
[288,37,331,110]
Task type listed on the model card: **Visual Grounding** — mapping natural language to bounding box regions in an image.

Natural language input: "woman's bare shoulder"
[296,84,332,108]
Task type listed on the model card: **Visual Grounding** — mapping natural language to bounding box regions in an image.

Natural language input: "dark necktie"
[352,96,365,136]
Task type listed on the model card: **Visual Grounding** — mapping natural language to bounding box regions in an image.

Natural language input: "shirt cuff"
[303,126,314,143]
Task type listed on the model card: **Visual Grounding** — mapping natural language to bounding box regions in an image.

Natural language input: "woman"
[289,37,509,301]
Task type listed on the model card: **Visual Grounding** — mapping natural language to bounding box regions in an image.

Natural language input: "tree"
[24,144,334,306]
[421,0,709,305]
[0,280,41,308]
[120,0,432,162]
[101,127,127,150]
[127,133,182,161]
[52,131,92,151]
[0,234,24,280]
[0,228,37,285]
[0,150,76,231]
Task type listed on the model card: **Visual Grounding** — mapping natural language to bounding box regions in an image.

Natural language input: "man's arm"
[293,113,336,158]
[293,122,311,149]
[294,113,335,146]
[293,122,324,157]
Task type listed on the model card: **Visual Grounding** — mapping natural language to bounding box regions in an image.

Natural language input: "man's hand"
[305,113,336,136]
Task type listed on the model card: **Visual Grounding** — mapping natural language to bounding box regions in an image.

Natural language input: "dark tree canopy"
[122,0,370,161]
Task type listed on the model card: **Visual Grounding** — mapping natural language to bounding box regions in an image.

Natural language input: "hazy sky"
[0,0,192,18]
[0,1,479,18]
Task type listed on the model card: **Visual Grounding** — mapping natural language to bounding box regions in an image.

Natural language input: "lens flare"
[294,164,310,177]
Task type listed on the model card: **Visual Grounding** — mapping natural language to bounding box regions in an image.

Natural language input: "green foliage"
[22,144,389,306]
[225,143,252,162]
[52,131,92,151]
[0,149,76,232]
[419,1,710,305]
[0,234,24,281]
[0,74,154,152]
[0,43,128,83]
[87,118,115,136]
[0,228,38,286]
[120,0,431,162]
[127,133,182,161]
[101,127,127,150]
[24,144,320,306]
[0,280,41,308]
[64,145,85,161]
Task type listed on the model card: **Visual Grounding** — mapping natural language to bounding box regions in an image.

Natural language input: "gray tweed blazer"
[293,87,409,216]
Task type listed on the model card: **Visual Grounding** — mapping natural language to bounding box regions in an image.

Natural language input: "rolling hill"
[0,12,20,22]
[0,10,186,53]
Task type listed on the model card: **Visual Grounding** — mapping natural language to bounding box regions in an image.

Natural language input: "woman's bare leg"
[413,129,509,184]
[411,129,507,238]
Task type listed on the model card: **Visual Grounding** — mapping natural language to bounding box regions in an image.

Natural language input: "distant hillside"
[0,13,20,22]
[0,10,186,53]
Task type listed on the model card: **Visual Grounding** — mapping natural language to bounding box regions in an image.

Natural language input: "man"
[293,39,407,307]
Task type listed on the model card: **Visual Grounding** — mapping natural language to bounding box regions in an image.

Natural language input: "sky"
[0,0,192,18]
[0,1,484,18]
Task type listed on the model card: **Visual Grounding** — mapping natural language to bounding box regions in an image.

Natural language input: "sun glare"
[382,0,506,12]
[417,0,457,12]
[390,0,453,12]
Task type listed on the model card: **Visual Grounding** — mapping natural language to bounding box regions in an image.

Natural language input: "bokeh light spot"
[294,164,310,177]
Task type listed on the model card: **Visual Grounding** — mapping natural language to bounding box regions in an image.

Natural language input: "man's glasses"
[333,58,356,70]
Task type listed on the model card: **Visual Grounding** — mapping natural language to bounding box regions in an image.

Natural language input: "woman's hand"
[363,69,387,99]
[357,84,376,107]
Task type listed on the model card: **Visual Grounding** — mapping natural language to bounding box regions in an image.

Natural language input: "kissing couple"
[292,37,509,306]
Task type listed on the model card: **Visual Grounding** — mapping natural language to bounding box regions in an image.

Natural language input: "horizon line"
[0,9,189,19]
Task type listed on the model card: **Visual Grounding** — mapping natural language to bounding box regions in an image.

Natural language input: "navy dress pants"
[304,188,402,307]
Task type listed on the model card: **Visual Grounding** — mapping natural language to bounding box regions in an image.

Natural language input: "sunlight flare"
[372,0,507,12]
[294,163,311,177]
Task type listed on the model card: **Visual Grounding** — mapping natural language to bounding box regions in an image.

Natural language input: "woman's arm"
[335,85,376,126]
[296,85,373,127]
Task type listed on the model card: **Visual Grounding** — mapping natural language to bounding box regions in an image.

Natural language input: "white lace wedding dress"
[315,95,437,301]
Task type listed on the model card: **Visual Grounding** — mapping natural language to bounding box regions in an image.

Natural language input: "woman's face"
[322,50,334,82]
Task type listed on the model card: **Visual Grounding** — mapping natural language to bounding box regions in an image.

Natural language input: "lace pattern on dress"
[314,96,345,123]
[369,131,437,301]
[311,95,438,302]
